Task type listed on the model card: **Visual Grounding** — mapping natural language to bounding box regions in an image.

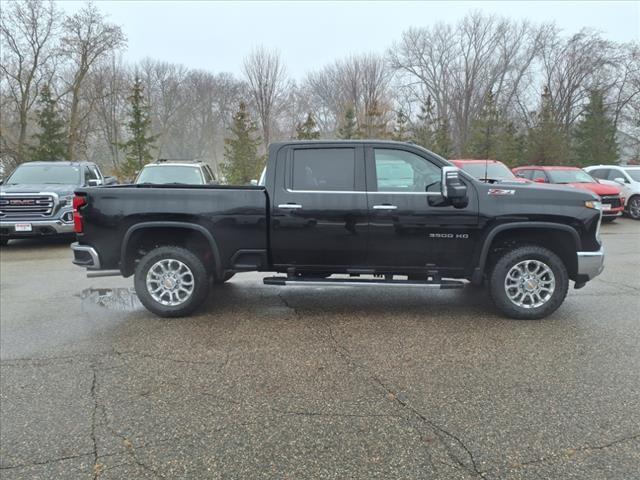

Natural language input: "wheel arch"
[472,222,581,284]
[120,222,222,278]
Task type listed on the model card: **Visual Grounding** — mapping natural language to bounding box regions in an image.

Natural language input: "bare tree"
[243,46,288,149]
[0,0,60,165]
[389,13,548,153]
[61,3,125,160]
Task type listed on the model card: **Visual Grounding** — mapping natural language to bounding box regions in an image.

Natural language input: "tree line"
[1,1,638,183]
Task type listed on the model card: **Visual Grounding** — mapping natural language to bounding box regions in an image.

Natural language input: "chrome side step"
[263,276,465,289]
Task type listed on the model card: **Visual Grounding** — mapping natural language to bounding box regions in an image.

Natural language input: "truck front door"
[364,146,479,274]
[271,144,368,269]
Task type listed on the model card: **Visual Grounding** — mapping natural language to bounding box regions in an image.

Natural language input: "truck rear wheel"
[134,246,209,317]
[489,245,568,320]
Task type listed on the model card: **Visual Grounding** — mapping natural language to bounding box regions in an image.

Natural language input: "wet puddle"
[79,288,143,312]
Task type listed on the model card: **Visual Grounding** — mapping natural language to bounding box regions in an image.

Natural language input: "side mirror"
[103,176,118,185]
[249,179,258,186]
[88,179,102,187]
[441,166,468,208]
[613,177,627,185]
[534,177,546,183]
[515,172,526,178]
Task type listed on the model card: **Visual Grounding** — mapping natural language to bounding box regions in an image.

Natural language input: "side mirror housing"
[441,166,468,208]
[249,179,258,186]
[103,176,118,185]
[613,177,626,185]
[88,179,102,187]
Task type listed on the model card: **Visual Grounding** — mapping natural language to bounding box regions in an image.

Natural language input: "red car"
[449,159,529,183]
[512,166,625,222]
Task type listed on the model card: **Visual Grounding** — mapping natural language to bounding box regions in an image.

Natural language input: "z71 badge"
[488,188,516,196]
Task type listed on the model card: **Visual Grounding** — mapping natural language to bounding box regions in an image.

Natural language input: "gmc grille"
[0,195,56,218]
[601,195,622,208]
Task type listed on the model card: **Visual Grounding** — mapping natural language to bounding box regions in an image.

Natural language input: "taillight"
[72,195,87,233]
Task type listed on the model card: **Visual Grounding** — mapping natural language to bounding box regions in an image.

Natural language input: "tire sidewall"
[134,246,209,317]
[489,246,568,320]
[628,196,640,220]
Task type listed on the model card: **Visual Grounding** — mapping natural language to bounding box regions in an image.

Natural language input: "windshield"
[624,169,640,182]
[136,165,204,185]
[547,169,595,184]
[458,162,516,180]
[6,164,81,185]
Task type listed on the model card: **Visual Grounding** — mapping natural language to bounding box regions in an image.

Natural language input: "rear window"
[292,148,355,191]
[136,165,204,185]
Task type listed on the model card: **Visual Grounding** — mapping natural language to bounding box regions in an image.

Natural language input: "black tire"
[0,238,8,246]
[213,272,235,285]
[134,246,210,318]
[489,245,568,320]
[627,195,640,220]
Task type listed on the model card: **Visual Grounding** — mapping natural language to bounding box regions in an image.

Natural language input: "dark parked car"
[0,161,115,245]
[71,141,604,320]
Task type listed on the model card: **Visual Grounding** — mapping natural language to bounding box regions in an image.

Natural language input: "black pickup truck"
[71,141,604,319]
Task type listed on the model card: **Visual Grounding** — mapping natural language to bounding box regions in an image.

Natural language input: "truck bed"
[75,184,268,273]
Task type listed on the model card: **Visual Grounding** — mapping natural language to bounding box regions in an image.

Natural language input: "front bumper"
[0,216,74,237]
[577,248,605,282]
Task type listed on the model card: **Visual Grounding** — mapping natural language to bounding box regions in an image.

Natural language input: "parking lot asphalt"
[1,219,639,480]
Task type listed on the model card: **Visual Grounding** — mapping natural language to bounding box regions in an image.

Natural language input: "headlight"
[60,194,74,206]
[585,200,602,210]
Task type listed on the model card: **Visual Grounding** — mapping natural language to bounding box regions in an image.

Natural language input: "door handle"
[372,204,398,210]
[278,203,303,209]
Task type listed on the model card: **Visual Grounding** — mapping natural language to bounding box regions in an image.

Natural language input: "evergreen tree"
[360,101,388,138]
[496,121,525,167]
[433,117,452,158]
[412,97,436,149]
[338,106,358,139]
[572,90,618,166]
[466,91,500,159]
[28,85,67,161]
[222,101,263,184]
[118,77,157,179]
[296,113,320,140]
[391,109,409,141]
[526,86,569,165]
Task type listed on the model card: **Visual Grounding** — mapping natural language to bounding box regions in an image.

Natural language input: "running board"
[263,276,465,289]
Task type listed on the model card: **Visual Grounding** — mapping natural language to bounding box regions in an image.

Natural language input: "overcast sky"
[57,1,639,79]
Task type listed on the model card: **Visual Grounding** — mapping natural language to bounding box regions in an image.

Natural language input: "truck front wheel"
[489,245,568,320]
[134,246,210,317]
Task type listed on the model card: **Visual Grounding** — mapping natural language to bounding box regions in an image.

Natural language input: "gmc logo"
[9,199,35,206]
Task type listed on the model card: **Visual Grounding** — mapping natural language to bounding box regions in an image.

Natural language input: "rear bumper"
[71,242,101,270]
[576,248,605,282]
[0,216,74,237]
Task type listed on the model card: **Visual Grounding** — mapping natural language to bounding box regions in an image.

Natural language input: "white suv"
[585,165,640,220]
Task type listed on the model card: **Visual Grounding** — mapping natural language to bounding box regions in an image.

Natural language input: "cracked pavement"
[1,218,639,479]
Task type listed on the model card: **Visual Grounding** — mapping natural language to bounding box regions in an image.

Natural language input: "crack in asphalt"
[501,433,640,473]
[90,364,100,479]
[0,452,95,471]
[323,323,486,478]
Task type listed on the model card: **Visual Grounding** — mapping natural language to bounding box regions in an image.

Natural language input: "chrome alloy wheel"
[504,260,556,309]
[146,259,195,306]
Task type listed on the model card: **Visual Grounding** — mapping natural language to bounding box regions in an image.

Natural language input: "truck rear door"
[270,144,368,268]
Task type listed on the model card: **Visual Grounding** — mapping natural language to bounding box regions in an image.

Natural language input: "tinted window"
[547,169,595,183]
[624,169,640,182]
[7,164,81,185]
[202,166,213,183]
[374,149,441,192]
[532,170,547,182]
[589,168,609,180]
[607,169,626,181]
[516,169,533,180]
[292,148,355,191]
